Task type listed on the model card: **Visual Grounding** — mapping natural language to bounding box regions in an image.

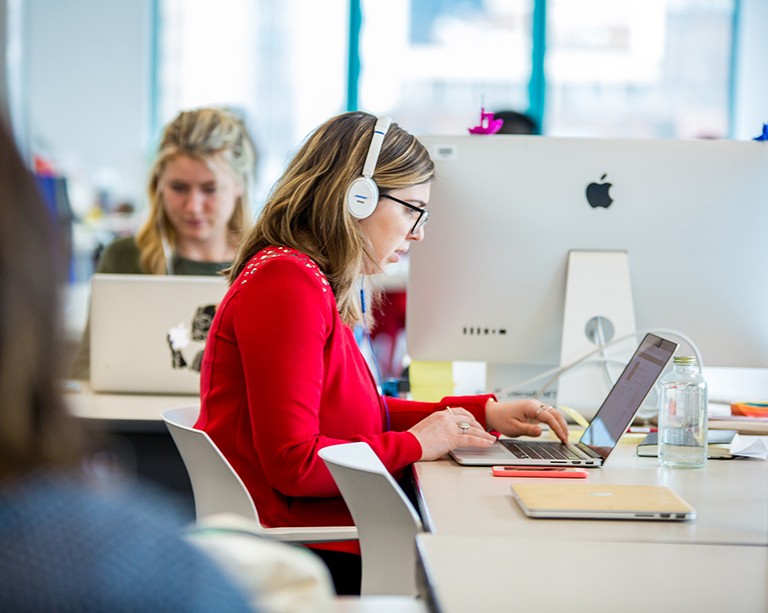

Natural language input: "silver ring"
[535,404,551,417]
[458,422,470,434]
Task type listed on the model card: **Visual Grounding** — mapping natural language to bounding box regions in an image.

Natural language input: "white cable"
[535,357,625,400]
[591,317,617,389]
[493,327,703,401]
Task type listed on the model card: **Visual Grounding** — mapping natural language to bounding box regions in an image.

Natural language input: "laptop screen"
[579,334,677,459]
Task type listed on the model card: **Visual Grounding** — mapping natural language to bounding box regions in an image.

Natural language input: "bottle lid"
[673,355,696,365]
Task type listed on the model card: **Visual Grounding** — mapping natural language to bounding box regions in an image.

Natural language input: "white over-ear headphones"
[346,115,392,220]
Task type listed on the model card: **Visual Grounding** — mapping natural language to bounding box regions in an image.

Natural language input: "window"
[354,0,734,138]
[157,0,349,205]
[358,0,534,135]
[546,0,734,138]
[157,0,737,170]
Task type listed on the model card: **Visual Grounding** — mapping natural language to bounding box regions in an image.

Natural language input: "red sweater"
[196,246,492,552]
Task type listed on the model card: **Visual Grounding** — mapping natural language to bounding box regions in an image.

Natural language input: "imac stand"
[557,250,637,419]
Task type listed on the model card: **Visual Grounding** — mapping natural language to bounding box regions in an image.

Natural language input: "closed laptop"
[511,482,696,521]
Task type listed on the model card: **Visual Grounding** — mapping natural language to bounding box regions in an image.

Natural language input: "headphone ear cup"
[346,176,379,220]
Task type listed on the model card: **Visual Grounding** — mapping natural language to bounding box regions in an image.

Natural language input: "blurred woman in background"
[71,107,257,378]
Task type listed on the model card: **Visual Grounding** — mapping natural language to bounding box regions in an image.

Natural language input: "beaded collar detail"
[240,246,329,293]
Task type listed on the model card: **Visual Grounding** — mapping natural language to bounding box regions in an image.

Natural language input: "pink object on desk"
[468,108,503,135]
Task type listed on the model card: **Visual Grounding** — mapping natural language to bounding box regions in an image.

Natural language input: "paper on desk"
[707,401,732,418]
[729,434,768,460]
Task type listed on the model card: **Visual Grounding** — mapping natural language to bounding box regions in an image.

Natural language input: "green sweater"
[95,236,230,276]
[70,237,230,379]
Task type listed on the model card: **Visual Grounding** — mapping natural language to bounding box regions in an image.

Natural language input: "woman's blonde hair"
[230,111,434,326]
[136,107,258,274]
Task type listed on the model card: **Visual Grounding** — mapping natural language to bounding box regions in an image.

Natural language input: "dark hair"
[0,121,83,480]
[493,110,538,135]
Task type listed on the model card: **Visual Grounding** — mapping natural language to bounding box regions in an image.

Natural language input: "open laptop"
[449,333,677,466]
[89,273,228,395]
[510,482,696,521]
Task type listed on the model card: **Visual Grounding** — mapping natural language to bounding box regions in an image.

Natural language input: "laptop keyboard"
[501,440,582,461]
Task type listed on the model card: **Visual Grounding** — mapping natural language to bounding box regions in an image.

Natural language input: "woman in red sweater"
[196,112,568,594]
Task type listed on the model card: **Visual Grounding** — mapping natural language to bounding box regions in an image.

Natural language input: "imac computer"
[407,135,768,417]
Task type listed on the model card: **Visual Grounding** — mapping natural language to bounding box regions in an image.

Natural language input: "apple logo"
[585,173,613,208]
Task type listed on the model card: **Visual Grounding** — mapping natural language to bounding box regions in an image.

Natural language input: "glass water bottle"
[657,356,708,468]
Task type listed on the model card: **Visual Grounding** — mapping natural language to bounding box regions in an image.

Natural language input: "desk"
[414,442,768,610]
[413,443,768,546]
[416,534,768,612]
[65,381,195,431]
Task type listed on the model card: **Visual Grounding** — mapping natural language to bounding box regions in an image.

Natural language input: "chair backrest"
[161,405,259,523]
[318,442,424,596]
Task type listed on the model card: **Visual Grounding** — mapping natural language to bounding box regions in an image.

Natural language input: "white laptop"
[89,274,228,395]
[449,333,677,467]
[510,482,696,521]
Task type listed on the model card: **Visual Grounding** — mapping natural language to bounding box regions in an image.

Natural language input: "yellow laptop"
[511,482,696,521]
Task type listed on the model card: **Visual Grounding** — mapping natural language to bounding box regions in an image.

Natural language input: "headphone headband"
[346,115,392,220]
[361,116,392,178]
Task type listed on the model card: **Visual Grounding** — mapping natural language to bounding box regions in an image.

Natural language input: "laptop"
[89,273,228,394]
[510,482,696,521]
[449,333,677,466]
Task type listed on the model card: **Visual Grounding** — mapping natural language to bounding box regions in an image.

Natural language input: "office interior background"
[4,0,767,281]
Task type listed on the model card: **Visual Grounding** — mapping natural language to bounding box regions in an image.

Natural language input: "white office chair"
[161,405,357,543]
[318,442,425,596]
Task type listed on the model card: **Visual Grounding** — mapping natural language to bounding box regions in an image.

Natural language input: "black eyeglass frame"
[380,194,430,234]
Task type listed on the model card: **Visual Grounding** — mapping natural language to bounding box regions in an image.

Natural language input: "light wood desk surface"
[64,381,196,431]
[416,534,768,612]
[413,441,768,547]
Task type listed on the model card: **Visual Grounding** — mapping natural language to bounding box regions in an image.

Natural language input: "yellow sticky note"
[409,361,454,401]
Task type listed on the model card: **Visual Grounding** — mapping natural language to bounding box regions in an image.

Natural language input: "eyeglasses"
[380,194,430,234]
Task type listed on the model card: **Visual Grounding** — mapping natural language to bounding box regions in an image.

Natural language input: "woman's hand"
[408,407,497,461]
[485,399,569,444]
